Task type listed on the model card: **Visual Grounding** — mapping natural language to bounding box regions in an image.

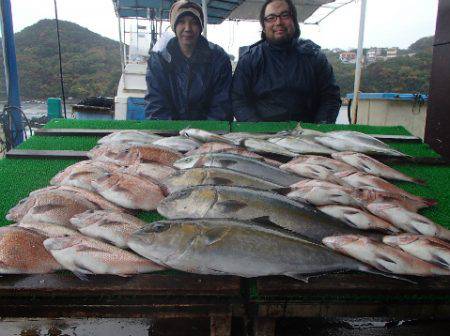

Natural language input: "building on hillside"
[339,51,357,64]
[387,47,399,59]
[366,47,384,64]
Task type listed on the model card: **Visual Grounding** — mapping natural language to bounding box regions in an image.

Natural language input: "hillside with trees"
[0,19,122,100]
[324,35,433,96]
[0,19,435,100]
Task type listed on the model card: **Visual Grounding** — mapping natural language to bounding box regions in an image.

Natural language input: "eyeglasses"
[263,11,292,23]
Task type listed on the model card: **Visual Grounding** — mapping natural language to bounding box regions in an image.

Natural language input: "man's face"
[263,0,295,45]
[175,14,201,48]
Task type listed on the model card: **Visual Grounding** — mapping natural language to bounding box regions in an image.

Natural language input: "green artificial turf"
[45,118,230,131]
[0,157,80,227]
[17,135,100,151]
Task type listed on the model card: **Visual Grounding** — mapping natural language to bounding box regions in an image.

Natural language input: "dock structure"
[1,119,450,335]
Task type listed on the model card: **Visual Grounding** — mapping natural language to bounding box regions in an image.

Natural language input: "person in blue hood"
[232,0,341,123]
[144,0,232,120]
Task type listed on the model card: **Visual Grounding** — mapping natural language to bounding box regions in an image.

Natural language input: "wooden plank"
[5,149,88,159]
[256,302,450,319]
[0,274,241,295]
[256,274,450,296]
[210,314,232,336]
[254,317,276,336]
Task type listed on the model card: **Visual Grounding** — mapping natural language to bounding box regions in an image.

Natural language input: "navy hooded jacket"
[144,36,232,120]
[232,39,341,123]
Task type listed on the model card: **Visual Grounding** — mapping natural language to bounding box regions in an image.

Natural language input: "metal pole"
[118,16,125,70]
[350,0,367,124]
[53,0,67,118]
[0,0,23,147]
[202,0,208,37]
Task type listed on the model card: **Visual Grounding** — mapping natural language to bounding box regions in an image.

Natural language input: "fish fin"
[431,254,450,269]
[209,177,234,185]
[215,200,248,213]
[375,253,397,265]
[287,274,310,283]
[98,220,124,228]
[217,159,238,168]
[75,244,107,254]
[69,171,96,179]
[31,204,66,214]
[72,271,91,281]
[412,178,427,186]
[252,216,277,227]
[203,227,230,245]
[273,187,292,195]
[360,266,417,284]
[111,185,130,193]
[423,198,438,207]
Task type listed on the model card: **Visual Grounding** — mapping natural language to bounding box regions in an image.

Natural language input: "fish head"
[43,236,80,251]
[382,234,420,247]
[163,169,206,193]
[157,186,217,218]
[366,202,397,214]
[130,220,199,262]
[322,234,361,250]
[173,155,203,169]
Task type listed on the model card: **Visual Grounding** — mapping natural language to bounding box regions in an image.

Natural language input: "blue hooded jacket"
[232,39,341,123]
[144,36,232,120]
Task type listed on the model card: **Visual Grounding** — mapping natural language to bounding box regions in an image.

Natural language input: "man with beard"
[231,0,341,123]
[144,0,232,120]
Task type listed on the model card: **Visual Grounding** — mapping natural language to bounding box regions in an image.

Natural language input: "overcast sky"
[8,0,439,57]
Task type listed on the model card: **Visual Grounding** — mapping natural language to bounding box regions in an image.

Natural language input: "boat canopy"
[112,0,336,24]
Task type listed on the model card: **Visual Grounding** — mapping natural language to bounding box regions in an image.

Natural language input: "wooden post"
[425,0,450,158]
[210,314,232,336]
[254,317,276,336]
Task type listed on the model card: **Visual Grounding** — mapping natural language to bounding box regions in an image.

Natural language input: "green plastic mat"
[45,118,230,132]
[17,135,100,151]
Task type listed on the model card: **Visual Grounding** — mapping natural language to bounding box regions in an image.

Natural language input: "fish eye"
[149,222,170,233]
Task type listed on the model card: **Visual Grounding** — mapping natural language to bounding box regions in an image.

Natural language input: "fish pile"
[3,127,450,280]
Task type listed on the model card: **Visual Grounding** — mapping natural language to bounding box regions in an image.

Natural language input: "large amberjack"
[162,167,283,194]
[157,185,370,244]
[174,153,302,187]
[128,218,384,280]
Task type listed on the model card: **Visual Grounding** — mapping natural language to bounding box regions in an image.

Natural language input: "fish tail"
[423,198,438,207]
[411,178,427,185]
[360,266,417,284]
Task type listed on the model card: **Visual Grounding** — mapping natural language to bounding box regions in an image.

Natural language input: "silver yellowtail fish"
[383,234,450,270]
[44,235,165,277]
[367,203,450,241]
[323,235,450,276]
[97,130,162,145]
[268,136,335,155]
[128,218,384,280]
[70,210,147,248]
[180,128,235,145]
[243,138,298,158]
[315,131,407,157]
[152,136,201,153]
[331,152,425,184]
[157,185,370,244]
[162,167,283,194]
[174,153,302,187]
